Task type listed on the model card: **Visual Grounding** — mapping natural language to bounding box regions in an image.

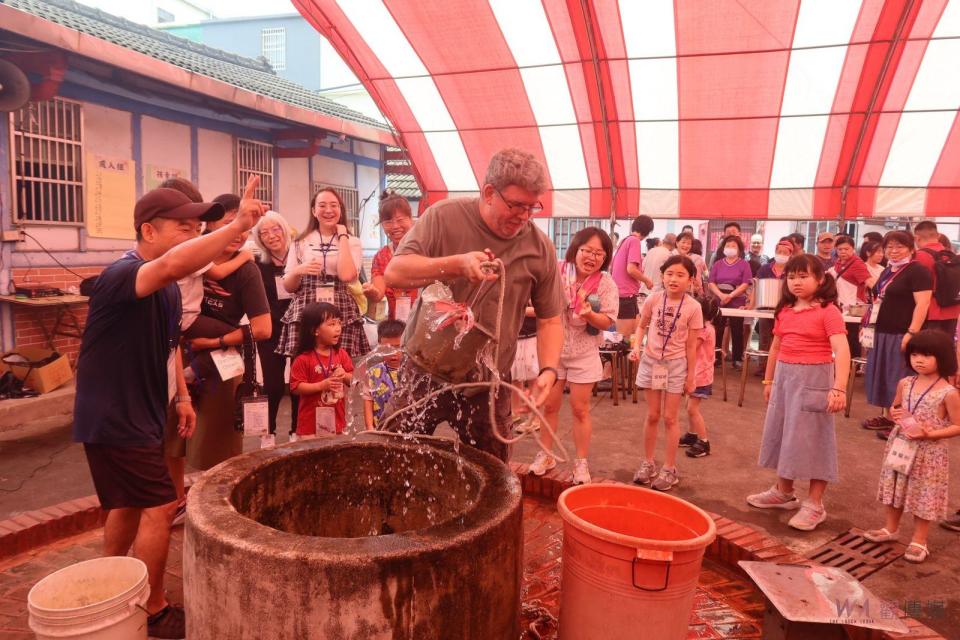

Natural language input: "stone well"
[184,433,523,640]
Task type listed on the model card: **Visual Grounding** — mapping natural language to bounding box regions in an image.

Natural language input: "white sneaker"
[260,434,276,449]
[572,458,591,485]
[529,452,557,476]
[288,433,300,443]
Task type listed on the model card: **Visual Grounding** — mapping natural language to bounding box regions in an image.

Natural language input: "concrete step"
[0,381,74,432]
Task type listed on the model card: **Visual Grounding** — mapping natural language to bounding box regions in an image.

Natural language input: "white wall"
[197,129,233,200]
[277,157,310,234]
[312,154,354,188]
[141,116,191,178]
[356,165,381,253]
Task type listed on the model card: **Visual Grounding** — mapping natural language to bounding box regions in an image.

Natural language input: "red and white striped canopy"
[294,0,960,220]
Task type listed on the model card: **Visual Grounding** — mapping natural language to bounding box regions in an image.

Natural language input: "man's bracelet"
[539,367,558,379]
[219,336,227,349]
[174,395,192,404]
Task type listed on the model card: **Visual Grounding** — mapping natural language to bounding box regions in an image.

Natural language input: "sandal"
[864,527,899,542]
[862,415,894,430]
[904,542,929,563]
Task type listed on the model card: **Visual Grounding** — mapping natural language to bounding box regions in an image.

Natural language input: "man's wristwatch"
[174,395,192,404]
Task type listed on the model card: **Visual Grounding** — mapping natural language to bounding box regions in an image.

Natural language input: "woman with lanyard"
[278,188,370,363]
[252,211,295,447]
[862,231,932,434]
[527,228,618,485]
[828,235,875,360]
[364,191,418,321]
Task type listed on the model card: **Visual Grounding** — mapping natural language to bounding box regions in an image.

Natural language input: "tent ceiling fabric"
[295,0,960,219]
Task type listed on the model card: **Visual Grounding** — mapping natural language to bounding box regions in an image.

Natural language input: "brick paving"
[0,496,769,639]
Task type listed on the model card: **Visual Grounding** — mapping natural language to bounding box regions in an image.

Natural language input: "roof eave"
[0,4,395,147]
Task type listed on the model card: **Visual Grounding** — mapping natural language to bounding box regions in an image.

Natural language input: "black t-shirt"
[73,252,181,446]
[518,315,537,339]
[874,262,933,334]
[201,260,270,327]
[256,260,291,342]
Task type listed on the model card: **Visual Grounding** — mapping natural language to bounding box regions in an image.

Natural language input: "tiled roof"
[386,172,421,199]
[2,0,390,131]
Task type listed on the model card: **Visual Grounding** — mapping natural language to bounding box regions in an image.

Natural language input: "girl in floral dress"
[865,330,960,563]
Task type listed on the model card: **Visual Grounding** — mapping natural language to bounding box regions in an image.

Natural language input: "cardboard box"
[1,347,73,394]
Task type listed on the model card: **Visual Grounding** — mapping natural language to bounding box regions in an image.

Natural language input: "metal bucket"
[753,278,782,309]
[403,281,497,384]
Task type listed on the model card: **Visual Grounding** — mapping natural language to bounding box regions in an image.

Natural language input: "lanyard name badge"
[315,349,340,434]
[312,234,337,304]
[883,377,937,475]
[395,295,412,322]
[275,276,293,301]
[233,325,268,435]
[210,347,245,381]
[651,295,684,391]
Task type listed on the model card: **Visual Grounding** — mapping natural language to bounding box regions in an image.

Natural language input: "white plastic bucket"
[28,556,150,639]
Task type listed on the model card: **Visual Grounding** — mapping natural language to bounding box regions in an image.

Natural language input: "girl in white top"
[277,188,369,358]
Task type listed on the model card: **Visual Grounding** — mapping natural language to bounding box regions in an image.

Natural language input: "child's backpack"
[920,248,960,308]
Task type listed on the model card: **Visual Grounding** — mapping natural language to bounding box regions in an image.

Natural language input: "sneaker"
[746,485,800,510]
[788,501,827,531]
[632,460,657,485]
[731,360,743,371]
[572,458,591,485]
[147,604,186,639]
[686,439,711,458]
[650,467,680,492]
[513,417,540,435]
[288,433,300,443]
[529,452,557,476]
[170,502,187,528]
[939,511,960,532]
[876,428,892,440]
[678,432,699,448]
[260,434,276,449]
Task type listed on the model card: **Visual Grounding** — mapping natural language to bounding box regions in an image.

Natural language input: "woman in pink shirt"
[747,255,851,531]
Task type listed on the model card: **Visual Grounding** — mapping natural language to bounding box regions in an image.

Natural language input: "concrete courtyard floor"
[1,371,959,637]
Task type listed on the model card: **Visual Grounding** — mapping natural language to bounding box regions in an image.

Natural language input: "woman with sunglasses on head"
[528,227,618,485]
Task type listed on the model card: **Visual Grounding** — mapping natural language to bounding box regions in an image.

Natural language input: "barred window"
[261,28,286,71]
[10,98,84,224]
[312,182,359,236]
[236,139,273,209]
[550,218,592,259]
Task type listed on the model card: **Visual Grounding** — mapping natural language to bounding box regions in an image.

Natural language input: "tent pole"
[579,0,619,235]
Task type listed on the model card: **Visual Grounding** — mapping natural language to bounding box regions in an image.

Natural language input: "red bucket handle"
[632,548,673,592]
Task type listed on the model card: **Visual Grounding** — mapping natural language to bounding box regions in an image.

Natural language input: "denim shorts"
[691,384,712,399]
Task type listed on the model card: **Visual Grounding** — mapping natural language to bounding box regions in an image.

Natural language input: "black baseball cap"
[134,188,225,232]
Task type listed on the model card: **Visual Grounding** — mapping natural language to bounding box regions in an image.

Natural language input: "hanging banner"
[145,165,187,192]
[85,154,136,240]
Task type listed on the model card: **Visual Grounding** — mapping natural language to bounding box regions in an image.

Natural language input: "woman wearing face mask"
[862,231,932,434]
[675,231,705,294]
[364,191,418,321]
[753,238,794,364]
[708,235,753,370]
[278,189,369,374]
[828,235,873,360]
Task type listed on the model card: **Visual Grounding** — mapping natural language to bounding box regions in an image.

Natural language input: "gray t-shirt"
[396,197,563,373]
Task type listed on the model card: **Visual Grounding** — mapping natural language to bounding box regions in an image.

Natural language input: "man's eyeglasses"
[578,247,606,260]
[495,188,543,216]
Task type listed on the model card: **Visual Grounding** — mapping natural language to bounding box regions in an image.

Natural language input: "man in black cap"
[72,177,264,639]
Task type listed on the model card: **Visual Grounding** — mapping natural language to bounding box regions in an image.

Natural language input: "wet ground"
[0,495,764,639]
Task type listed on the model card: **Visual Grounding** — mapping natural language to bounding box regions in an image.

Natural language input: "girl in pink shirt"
[747,255,850,531]
[678,296,719,459]
[629,256,704,491]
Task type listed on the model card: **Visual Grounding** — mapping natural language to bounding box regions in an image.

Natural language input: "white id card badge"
[860,326,875,349]
[316,284,335,305]
[395,296,411,322]
[883,435,919,475]
[651,363,669,391]
[275,276,292,300]
[869,301,881,325]
[241,396,269,436]
[315,406,336,434]
[210,347,245,381]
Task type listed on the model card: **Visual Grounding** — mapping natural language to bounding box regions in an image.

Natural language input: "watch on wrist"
[174,395,192,404]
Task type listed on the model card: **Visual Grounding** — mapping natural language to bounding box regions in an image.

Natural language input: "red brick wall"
[11,266,105,363]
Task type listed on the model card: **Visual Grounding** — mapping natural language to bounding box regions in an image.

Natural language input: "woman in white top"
[277,188,370,358]
[860,240,885,280]
[676,231,705,294]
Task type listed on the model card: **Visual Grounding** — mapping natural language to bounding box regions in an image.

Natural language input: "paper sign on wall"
[145,165,187,192]
[85,154,136,240]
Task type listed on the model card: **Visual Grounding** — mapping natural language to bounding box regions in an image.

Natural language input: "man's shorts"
[634,353,688,394]
[83,443,177,510]
[618,295,639,319]
[690,384,713,399]
[557,349,603,384]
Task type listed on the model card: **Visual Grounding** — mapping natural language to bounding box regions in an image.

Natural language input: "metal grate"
[237,139,274,209]
[804,528,905,580]
[313,182,359,236]
[261,27,286,71]
[550,218,592,260]
[10,98,84,224]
